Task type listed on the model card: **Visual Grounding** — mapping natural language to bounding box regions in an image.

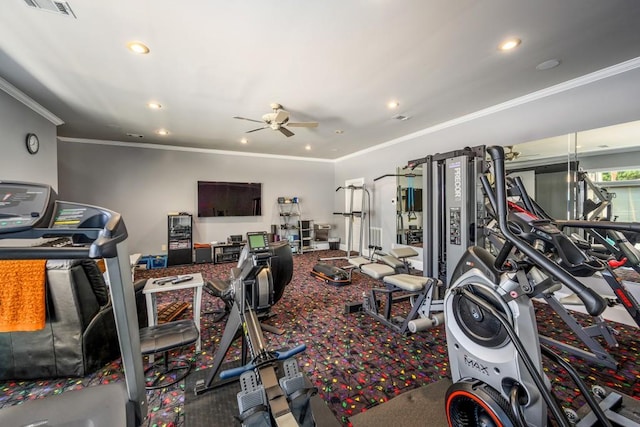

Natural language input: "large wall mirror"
[507,119,640,224]
[395,166,423,247]
[383,119,640,259]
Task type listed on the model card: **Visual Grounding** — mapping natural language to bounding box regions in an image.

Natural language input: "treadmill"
[0,181,147,426]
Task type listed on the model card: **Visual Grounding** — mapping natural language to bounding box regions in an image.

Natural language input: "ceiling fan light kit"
[234,103,318,138]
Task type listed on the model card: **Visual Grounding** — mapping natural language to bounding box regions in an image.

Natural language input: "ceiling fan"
[234,103,319,138]
[505,145,521,161]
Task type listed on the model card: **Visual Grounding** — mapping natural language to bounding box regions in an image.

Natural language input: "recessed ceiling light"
[240,138,248,144]
[305,145,311,151]
[335,129,344,134]
[499,38,521,51]
[127,42,150,54]
[147,102,162,110]
[387,101,400,109]
[156,129,169,136]
[536,59,561,71]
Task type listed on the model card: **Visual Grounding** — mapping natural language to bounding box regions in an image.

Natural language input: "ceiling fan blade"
[233,116,264,123]
[273,110,289,124]
[286,122,319,128]
[279,127,295,137]
[246,126,269,133]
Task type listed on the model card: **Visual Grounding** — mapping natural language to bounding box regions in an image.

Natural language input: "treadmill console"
[0,181,55,234]
[0,181,127,259]
[50,202,111,230]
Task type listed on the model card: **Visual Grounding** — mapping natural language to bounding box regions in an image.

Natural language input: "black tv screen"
[197,181,262,217]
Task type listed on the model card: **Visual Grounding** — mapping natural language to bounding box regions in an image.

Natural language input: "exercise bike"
[444,146,640,427]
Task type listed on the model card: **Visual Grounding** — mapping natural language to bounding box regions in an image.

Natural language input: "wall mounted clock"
[26,133,39,155]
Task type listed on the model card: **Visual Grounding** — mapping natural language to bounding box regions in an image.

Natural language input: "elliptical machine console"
[444,147,640,427]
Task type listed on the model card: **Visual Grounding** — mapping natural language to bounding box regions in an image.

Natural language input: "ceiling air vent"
[23,0,77,18]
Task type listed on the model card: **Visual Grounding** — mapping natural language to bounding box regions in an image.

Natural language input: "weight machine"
[322,184,371,261]
[359,146,488,334]
[408,145,487,287]
[344,147,487,335]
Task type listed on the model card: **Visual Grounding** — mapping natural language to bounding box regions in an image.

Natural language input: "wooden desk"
[143,272,203,352]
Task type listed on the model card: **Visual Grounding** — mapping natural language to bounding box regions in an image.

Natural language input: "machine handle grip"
[556,220,640,233]
[219,344,307,380]
[486,146,606,316]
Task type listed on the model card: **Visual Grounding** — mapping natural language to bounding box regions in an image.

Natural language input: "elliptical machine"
[444,146,640,427]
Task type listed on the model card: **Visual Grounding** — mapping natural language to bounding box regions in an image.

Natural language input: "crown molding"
[0,76,64,125]
[57,137,334,163]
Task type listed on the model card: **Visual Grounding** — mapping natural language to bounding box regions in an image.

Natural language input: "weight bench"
[362,273,443,335]
[346,248,443,334]
[379,247,419,274]
[347,246,419,278]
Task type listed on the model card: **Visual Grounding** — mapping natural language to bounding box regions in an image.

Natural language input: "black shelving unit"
[299,219,314,252]
[167,213,192,266]
[212,243,244,264]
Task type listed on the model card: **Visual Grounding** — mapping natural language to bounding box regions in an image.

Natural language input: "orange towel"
[0,259,47,332]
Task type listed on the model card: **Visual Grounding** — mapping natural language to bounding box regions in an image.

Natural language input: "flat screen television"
[197,181,262,217]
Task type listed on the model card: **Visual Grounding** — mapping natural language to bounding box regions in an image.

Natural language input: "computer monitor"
[246,231,269,252]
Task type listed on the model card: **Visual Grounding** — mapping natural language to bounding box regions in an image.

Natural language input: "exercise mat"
[349,379,451,427]
[184,363,341,427]
[184,365,241,427]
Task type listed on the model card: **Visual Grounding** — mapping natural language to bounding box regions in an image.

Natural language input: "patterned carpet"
[1,249,640,427]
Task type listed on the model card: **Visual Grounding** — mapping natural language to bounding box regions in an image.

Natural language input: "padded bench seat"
[380,247,419,269]
[383,274,429,292]
[347,257,372,268]
[361,263,395,279]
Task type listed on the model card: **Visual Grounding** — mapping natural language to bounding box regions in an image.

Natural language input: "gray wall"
[0,91,58,188]
[57,141,335,255]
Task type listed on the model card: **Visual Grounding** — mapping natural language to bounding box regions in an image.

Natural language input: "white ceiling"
[1,0,640,160]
